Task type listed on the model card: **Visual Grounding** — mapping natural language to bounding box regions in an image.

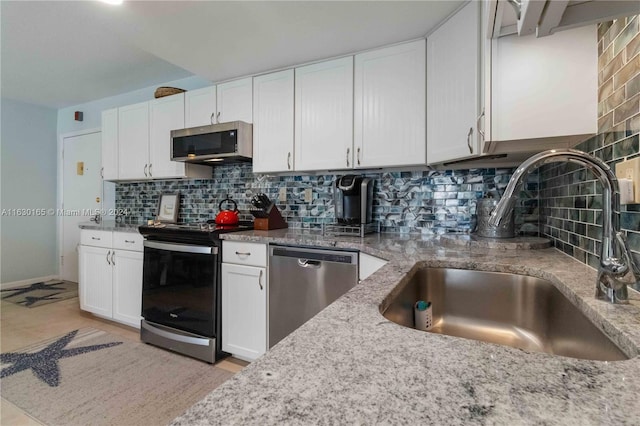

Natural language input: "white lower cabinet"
[79,230,143,329]
[221,241,267,362]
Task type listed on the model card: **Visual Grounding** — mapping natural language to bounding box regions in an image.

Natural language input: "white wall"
[57,75,212,134]
[1,98,58,284]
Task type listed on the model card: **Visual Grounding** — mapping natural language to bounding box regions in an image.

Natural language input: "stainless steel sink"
[382,268,629,361]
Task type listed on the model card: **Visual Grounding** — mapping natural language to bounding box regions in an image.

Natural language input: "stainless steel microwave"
[171,121,252,164]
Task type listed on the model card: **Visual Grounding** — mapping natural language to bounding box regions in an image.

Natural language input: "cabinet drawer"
[80,230,112,248]
[222,241,267,267]
[112,231,144,252]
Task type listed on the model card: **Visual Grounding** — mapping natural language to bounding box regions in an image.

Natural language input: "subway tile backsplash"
[115,163,539,236]
[541,16,640,268]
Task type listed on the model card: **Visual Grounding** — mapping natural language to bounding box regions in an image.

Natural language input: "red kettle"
[215,198,239,225]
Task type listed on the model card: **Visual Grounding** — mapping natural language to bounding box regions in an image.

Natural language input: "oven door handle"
[143,240,217,255]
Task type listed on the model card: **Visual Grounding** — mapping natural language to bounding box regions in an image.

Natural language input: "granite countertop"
[175,229,640,425]
[78,220,143,233]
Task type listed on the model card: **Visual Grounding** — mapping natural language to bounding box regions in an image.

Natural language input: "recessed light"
[100,0,123,5]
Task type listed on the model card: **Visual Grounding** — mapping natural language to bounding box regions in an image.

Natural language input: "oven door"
[142,240,218,337]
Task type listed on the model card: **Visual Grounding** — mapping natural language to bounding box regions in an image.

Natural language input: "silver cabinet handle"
[346,147,350,167]
[258,269,264,290]
[235,251,251,256]
[106,250,111,265]
[287,152,291,170]
[477,109,485,141]
[216,111,221,124]
[91,237,101,240]
[144,164,148,177]
[148,163,153,177]
[101,167,104,179]
[467,127,474,154]
[357,147,361,166]
[124,240,135,244]
[210,112,215,125]
[111,251,115,265]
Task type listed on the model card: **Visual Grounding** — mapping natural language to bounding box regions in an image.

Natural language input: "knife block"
[254,203,288,231]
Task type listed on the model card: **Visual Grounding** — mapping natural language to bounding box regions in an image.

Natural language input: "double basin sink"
[382,267,629,361]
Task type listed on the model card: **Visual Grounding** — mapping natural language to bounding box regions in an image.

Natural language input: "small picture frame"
[156,193,180,223]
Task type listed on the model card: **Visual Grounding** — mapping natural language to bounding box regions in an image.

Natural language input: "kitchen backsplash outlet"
[540,16,640,268]
[115,163,539,235]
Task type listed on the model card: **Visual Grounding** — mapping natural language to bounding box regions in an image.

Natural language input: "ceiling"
[1,1,464,109]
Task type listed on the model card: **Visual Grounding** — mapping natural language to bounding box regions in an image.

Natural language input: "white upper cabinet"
[101,108,118,181]
[149,93,186,178]
[118,101,149,180]
[488,24,597,149]
[354,40,426,168]
[295,57,354,171]
[427,2,480,165]
[217,77,253,123]
[185,86,217,127]
[252,69,295,173]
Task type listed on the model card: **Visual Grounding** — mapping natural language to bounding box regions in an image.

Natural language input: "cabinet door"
[491,25,597,142]
[79,245,113,317]
[185,86,217,127]
[217,78,253,123]
[112,249,143,329]
[221,263,266,362]
[295,57,354,171]
[252,70,295,173]
[149,93,186,179]
[101,108,118,181]
[118,101,149,180]
[427,2,480,164]
[355,39,426,168]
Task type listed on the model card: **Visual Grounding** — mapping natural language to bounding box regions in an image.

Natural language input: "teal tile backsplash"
[115,163,540,235]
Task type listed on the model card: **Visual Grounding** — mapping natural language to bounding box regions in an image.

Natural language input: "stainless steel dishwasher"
[268,245,358,348]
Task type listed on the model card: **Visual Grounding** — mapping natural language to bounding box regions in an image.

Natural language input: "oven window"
[142,245,216,337]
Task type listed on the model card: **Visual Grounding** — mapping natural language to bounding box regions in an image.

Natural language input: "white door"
[355,39,426,168]
[295,57,354,171]
[118,101,149,180]
[101,108,118,180]
[221,263,266,361]
[79,245,113,317]
[185,86,217,127]
[62,131,102,283]
[252,69,295,173]
[149,93,185,179]
[217,77,253,123]
[112,249,143,328]
[427,2,480,164]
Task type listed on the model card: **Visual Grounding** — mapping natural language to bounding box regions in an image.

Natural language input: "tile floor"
[0,296,247,425]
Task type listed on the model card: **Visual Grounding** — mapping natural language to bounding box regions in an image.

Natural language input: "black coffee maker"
[335,175,374,225]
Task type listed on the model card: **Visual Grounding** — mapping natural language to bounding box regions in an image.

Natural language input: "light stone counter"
[172,229,640,425]
[78,220,143,233]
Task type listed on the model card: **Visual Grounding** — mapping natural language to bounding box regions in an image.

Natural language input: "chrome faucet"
[489,148,640,304]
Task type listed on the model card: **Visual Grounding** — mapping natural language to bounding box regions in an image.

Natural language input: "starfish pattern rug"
[1,280,78,308]
[0,328,234,426]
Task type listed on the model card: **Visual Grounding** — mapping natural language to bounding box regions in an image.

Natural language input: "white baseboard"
[1,275,60,290]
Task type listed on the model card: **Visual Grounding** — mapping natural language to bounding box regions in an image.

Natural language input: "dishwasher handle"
[297,259,322,268]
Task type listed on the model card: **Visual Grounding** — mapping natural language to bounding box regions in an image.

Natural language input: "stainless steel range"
[138,220,253,363]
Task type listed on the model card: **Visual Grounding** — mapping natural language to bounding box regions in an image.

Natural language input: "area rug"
[0,328,234,426]
[1,280,78,308]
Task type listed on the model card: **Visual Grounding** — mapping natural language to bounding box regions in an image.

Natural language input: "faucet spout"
[489,149,640,304]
